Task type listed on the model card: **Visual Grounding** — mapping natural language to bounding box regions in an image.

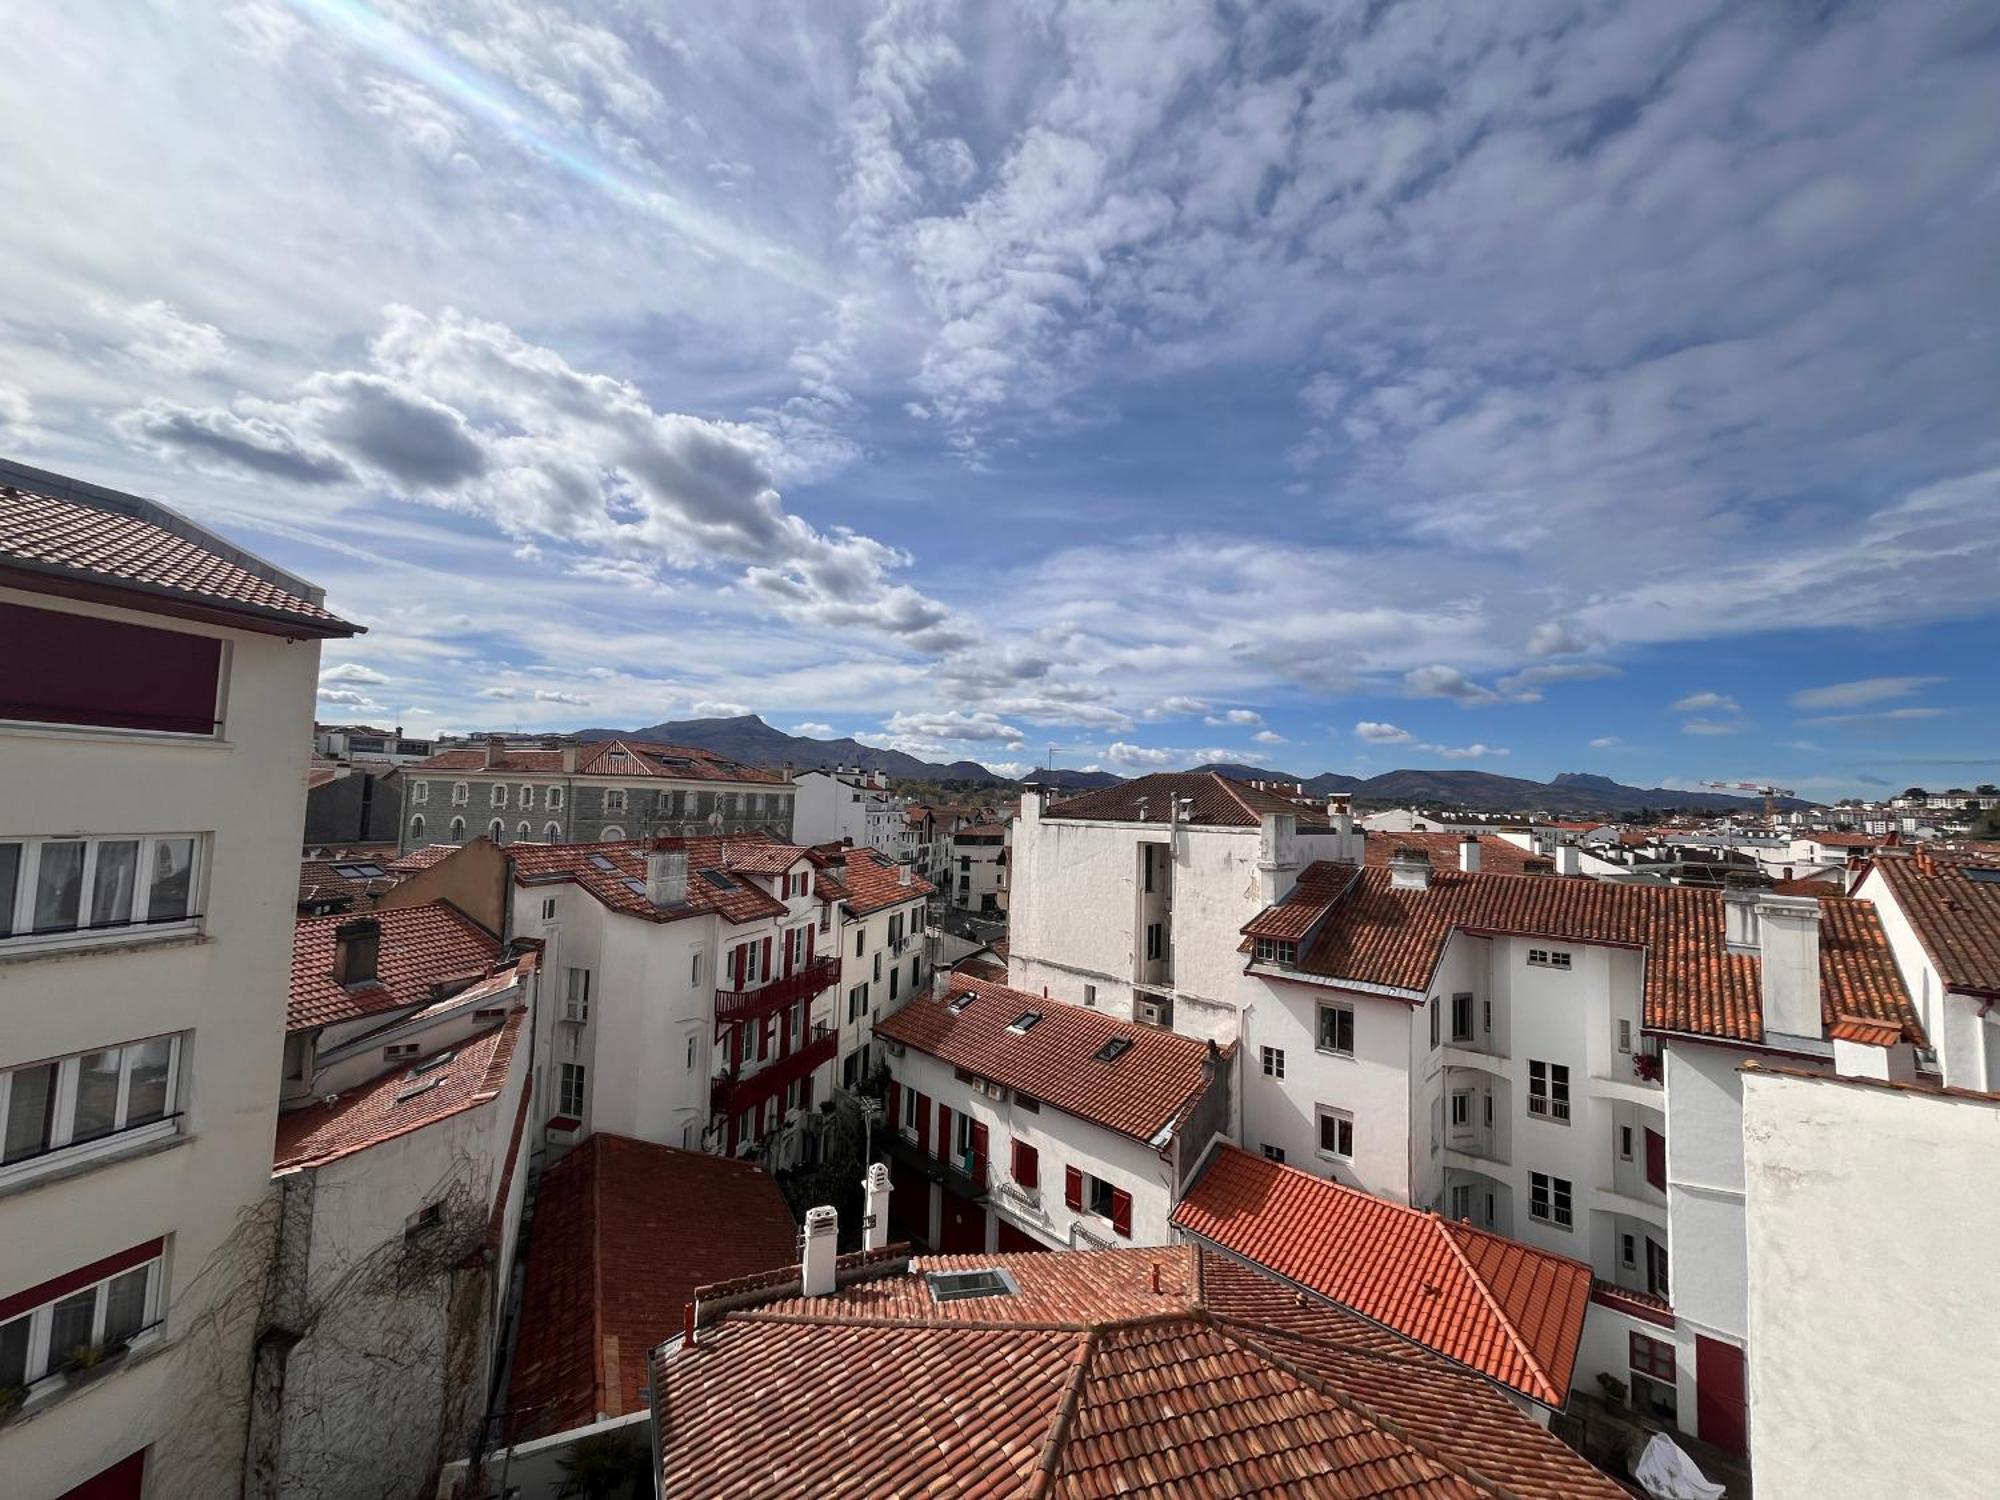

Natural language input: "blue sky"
[2,1,1996,797]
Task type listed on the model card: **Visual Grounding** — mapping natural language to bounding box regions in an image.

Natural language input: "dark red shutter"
[915,1093,931,1154]
[0,603,221,735]
[887,1080,902,1134]
[1645,1128,1667,1192]
[783,929,795,978]
[801,1074,813,1109]
[1064,1165,1083,1211]
[729,1022,743,1070]
[1013,1140,1038,1190]
[761,937,773,982]
[805,925,815,963]
[937,1102,951,1162]
[1110,1188,1133,1239]
[730,945,744,989]
[970,1121,989,1189]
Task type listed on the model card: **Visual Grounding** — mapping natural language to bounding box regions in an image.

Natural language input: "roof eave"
[0,557,361,639]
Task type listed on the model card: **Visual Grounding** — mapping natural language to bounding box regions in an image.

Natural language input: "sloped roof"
[386,843,460,873]
[273,1009,522,1169]
[1173,1145,1590,1407]
[1362,830,1553,877]
[1816,896,1926,1044]
[833,847,934,915]
[1871,851,2000,996]
[288,900,502,1032]
[507,1134,797,1439]
[410,738,784,783]
[877,973,1224,1142]
[297,856,398,909]
[1041,771,1331,828]
[0,478,358,637]
[652,1244,1623,1499]
[510,836,803,925]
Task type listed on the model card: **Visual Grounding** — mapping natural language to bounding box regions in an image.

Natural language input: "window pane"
[0,1315,28,1387]
[0,842,18,938]
[3,1061,57,1163]
[72,1049,122,1143]
[126,1036,173,1125]
[103,1267,149,1345]
[90,840,140,927]
[49,1288,97,1364]
[148,839,195,922]
[33,841,85,932]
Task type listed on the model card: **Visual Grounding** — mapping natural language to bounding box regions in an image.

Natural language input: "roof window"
[1094,1036,1133,1064]
[331,861,385,878]
[927,1268,1017,1303]
[394,1076,445,1103]
[1007,1010,1043,1033]
[701,869,737,891]
[948,992,977,1014]
[411,1050,455,1075]
[1964,867,2000,885]
[588,853,616,871]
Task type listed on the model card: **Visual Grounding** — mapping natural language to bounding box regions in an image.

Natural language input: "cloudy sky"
[4,1,1996,794]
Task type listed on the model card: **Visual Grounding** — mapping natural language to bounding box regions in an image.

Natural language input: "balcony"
[714,956,840,1025]
[711,1023,837,1120]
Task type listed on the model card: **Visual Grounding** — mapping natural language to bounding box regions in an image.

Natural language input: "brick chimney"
[646,845,688,907]
[332,917,380,987]
[861,1164,891,1252]
[1388,847,1433,890]
[483,734,505,769]
[801,1205,839,1297]
[1459,834,1482,874]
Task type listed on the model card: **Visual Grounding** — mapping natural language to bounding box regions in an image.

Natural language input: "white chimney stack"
[646,846,688,907]
[861,1164,891,1251]
[899,860,912,887]
[801,1205,839,1297]
[1388,847,1433,891]
[1459,834,1482,874]
[1756,894,1822,1042]
[1555,842,1581,877]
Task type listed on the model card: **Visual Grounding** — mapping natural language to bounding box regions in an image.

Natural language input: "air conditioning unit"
[1137,998,1171,1029]
[978,1078,1007,1102]
[545,1119,582,1145]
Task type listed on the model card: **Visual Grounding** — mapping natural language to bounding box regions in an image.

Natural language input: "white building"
[790,766,913,859]
[1741,1064,1997,1500]
[818,846,934,1092]
[876,973,1232,1255]
[947,820,1009,914]
[0,463,359,1498]
[1850,847,2000,1090]
[312,722,436,767]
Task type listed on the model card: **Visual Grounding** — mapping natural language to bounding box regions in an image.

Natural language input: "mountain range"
[574,715,1797,814]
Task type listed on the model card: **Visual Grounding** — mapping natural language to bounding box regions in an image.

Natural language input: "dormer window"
[1253,937,1298,966]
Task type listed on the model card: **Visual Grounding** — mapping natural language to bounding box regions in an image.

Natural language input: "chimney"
[1459,834,1482,874]
[332,917,381,987]
[561,744,579,774]
[1554,843,1581,877]
[647,845,688,907]
[1257,811,1300,904]
[1755,894,1822,1041]
[861,1164,891,1252]
[1388,847,1433,891]
[898,860,912,887]
[1724,885,1761,953]
[801,1205,839,1297]
[483,734,505,769]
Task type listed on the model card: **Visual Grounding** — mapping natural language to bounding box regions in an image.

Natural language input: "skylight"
[394,1077,444,1103]
[332,862,385,878]
[623,878,648,894]
[412,1051,455,1075]
[589,853,616,871]
[1007,1010,1043,1033]
[927,1268,1017,1303]
[948,992,976,1014]
[701,869,736,890]
[1964,866,2000,884]
[1094,1036,1133,1064]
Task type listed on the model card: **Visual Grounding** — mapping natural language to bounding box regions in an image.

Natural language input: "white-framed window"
[1260,1045,1284,1079]
[0,834,202,953]
[0,1247,163,1391]
[488,819,504,843]
[558,1063,586,1117]
[686,1033,698,1071]
[1,1034,183,1186]
[1449,1090,1472,1129]
[1082,983,1096,1008]
[540,897,558,922]
[1261,1144,1285,1163]
[490,784,507,808]
[605,789,628,813]
[517,784,534,809]
[544,821,562,842]
[1527,947,1573,970]
[1450,992,1475,1043]
[848,984,868,1023]
[1316,1003,1354,1056]
[548,786,564,810]
[409,815,425,843]
[600,826,625,842]
[1529,1171,1573,1228]
[563,967,590,1023]
[1316,1106,1354,1161]
[1527,1060,1571,1122]
[1449,1183,1472,1221]
[1622,1233,1637,1267]
[411,781,430,805]
[691,949,704,988]
[901,1085,918,1135]
[517,821,532,843]
[448,817,466,843]
[451,782,469,806]
[1252,936,1297,965]
[1617,1018,1632,1053]
[1619,1124,1634,1160]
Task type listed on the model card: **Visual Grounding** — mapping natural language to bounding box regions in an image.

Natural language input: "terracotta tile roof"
[288,900,502,1032]
[953,957,1007,983]
[954,822,1008,838]
[297,856,398,908]
[0,481,359,636]
[831,846,935,915]
[1362,830,1552,877]
[1771,870,1843,895]
[1804,832,1880,848]
[1173,1145,1590,1407]
[273,1008,523,1169]
[1815,897,1926,1044]
[1042,771,1332,829]
[386,843,460,873]
[654,1244,1622,1499]
[507,1134,797,1439]
[877,974,1225,1143]
[410,738,784,783]
[509,837,797,926]
[1871,851,2000,996]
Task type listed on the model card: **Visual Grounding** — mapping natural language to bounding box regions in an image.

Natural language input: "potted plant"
[61,1340,129,1388]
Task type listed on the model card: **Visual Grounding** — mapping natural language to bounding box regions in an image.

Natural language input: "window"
[1316,1003,1354,1056]
[1527,1061,1571,1122]
[1094,1037,1132,1063]
[452,782,469,805]
[1143,842,1158,893]
[563,967,590,1023]
[1,1035,181,1182]
[1482,998,1492,1033]
[873,953,882,982]
[0,834,200,949]
[411,781,430,805]
[1262,1144,1286,1163]
[1086,1173,1117,1218]
[605,789,627,813]
[1526,948,1573,970]
[1449,1183,1472,1221]
[1621,1233,1637,1268]
[409,814,425,842]
[1428,997,1439,1048]
[1260,1045,1285,1079]
[488,819,504,843]
[1252,936,1297,965]
[1619,1124,1634,1160]
[558,1063,586,1117]
[543,820,561,842]
[383,1043,420,1062]
[1007,1010,1042,1034]
[901,1084,918,1134]
[517,821,532,842]
[599,826,625,841]
[549,786,564,810]
[1316,1106,1354,1160]
[954,1112,974,1158]
[855,927,866,958]
[692,950,704,988]
[1528,1172,1573,1228]
[0,602,220,735]
[1629,1333,1678,1421]
[491,784,507,808]
[449,817,466,842]
[518,784,534,809]
[1449,1090,1472,1129]
[928,1268,1017,1303]
[1450,992,1474,1042]
[1618,1018,1632,1053]
[0,1243,163,1389]
[1082,983,1096,1008]
[847,984,868,1023]
[540,897,557,922]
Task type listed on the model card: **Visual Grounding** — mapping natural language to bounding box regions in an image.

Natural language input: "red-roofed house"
[818,845,935,1094]
[1852,847,2000,1091]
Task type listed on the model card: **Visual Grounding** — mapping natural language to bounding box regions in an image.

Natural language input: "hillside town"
[2,462,1993,1499]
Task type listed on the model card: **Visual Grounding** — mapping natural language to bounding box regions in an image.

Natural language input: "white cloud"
[1404,665,1500,705]
[1104,742,1176,768]
[692,700,750,718]
[317,686,382,709]
[532,688,591,706]
[1420,742,1508,760]
[1790,676,1942,711]
[115,300,229,374]
[791,721,833,736]
[1527,622,1593,657]
[1588,735,1622,749]
[885,709,1023,744]
[321,662,389,685]
[1251,729,1286,744]
[477,687,521,701]
[1495,663,1619,701]
[1682,718,1740,736]
[1156,695,1208,716]
[1205,708,1263,726]
[1802,707,1949,727]
[1354,721,1414,744]
[1672,692,1740,713]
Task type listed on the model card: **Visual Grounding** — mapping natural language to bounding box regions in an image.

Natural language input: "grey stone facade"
[399,774,794,852]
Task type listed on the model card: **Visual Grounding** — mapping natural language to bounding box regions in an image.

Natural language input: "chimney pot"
[802,1206,839,1297]
[862,1164,891,1252]
[1388,847,1434,891]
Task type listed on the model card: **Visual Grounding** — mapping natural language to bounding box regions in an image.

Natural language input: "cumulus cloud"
[1790,676,1942,711]
[791,721,833,736]
[317,686,382,708]
[1527,622,1593,657]
[1672,692,1740,713]
[1104,742,1176,767]
[321,662,389,685]
[885,709,1023,744]
[1156,695,1208,716]
[1404,665,1500,705]
[692,700,750,718]
[116,300,229,374]
[1205,708,1263,726]
[1354,721,1414,744]
[1588,735,1622,749]
[1682,719,1740,736]
[532,688,591,706]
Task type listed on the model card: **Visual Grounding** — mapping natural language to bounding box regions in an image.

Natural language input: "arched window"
[517,821,533,842]
[449,816,466,843]
[600,826,625,842]
[545,821,562,842]
[409,814,425,842]
[488,819,505,843]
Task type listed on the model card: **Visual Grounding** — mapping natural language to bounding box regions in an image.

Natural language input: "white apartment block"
[947,821,1009,914]
[791,766,914,860]
[821,847,933,1092]
[0,463,358,1498]
[1849,847,2000,1090]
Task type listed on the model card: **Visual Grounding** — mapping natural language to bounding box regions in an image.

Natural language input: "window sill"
[0,1124,192,1202]
[0,924,205,967]
[0,720,230,751]
[7,1325,173,1430]
[1314,1047,1356,1060]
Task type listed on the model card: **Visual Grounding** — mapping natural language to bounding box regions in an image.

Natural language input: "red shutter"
[1645,1127,1667,1193]
[887,1080,902,1135]
[1110,1188,1133,1239]
[729,1022,743,1070]
[970,1121,989,1189]
[1064,1165,1083,1211]
[1013,1140,1038,1190]
[730,944,744,989]
[937,1102,951,1162]
[801,1074,813,1109]
[761,937,773,982]
[915,1093,931,1154]
[783,928,794,978]
[805,925,815,964]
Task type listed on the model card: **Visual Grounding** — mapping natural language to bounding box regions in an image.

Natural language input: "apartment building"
[508,835,838,1159]
[1850,846,2000,1090]
[0,463,358,1498]
[401,737,792,851]
[312,722,435,767]
[947,821,1008,913]
[816,846,933,1091]
[790,766,913,859]
[875,973,1231,1254]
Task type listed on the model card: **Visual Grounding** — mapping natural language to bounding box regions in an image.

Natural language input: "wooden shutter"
[761,936,773,981]
[1013,1140,1038,1190]
[915,1093,931,1154]
[887,1080,902,1134]
[783,928,795,978]
[1064,1165,1083,1211]
[970,1121,989,1188]
[1110,1188,1133,1239]
[730,944,744,989]
[1645,1127,1667,1192]
[937,1102,951,1161]
[805,925,815,964]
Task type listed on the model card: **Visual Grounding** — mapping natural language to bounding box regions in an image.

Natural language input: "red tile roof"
[1816,896,1926,1044]
[1042,771,1332,828]
[289,900,502,1032]
[877,973,1226,1143]
[507,1134,797,1438]
[654,1244,1622,1499]
[830,846,935,915]
[1173,1145,1591,1407]
[1362,830,1553,877]
[297,856,399,909]
[0,481,358,636]
[411,738,783,783]
[509,837,799,926]
[386,843,460,873]
[273,1008,523,1169]
[1870,851,2000,996]
[1805,832,1880,848]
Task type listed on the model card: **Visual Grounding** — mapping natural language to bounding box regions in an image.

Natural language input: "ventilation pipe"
[862,1164,891,1252]
[801,1206,839,1297]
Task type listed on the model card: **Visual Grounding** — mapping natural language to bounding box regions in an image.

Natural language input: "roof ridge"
[1432,1219,1556,1403]
[1026,1327,1098,1500]
[731,1311,1093,1333]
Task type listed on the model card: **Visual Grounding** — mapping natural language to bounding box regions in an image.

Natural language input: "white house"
[947,821,1009,914]
[875,973,1232,1255]
[0,462,359,1499]
[1850,847,2000,1090]
[790,766,913,859]
[817,846,934,1092]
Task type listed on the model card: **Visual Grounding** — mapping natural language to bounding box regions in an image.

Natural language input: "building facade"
[790,767,913,859]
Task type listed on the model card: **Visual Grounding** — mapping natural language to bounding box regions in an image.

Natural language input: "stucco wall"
[1663,1041,1750,1343]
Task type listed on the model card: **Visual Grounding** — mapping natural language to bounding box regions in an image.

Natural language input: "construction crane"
[1701,780,1796,822]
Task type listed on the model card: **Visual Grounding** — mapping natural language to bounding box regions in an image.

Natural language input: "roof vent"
[1094,1036,1133,1064]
